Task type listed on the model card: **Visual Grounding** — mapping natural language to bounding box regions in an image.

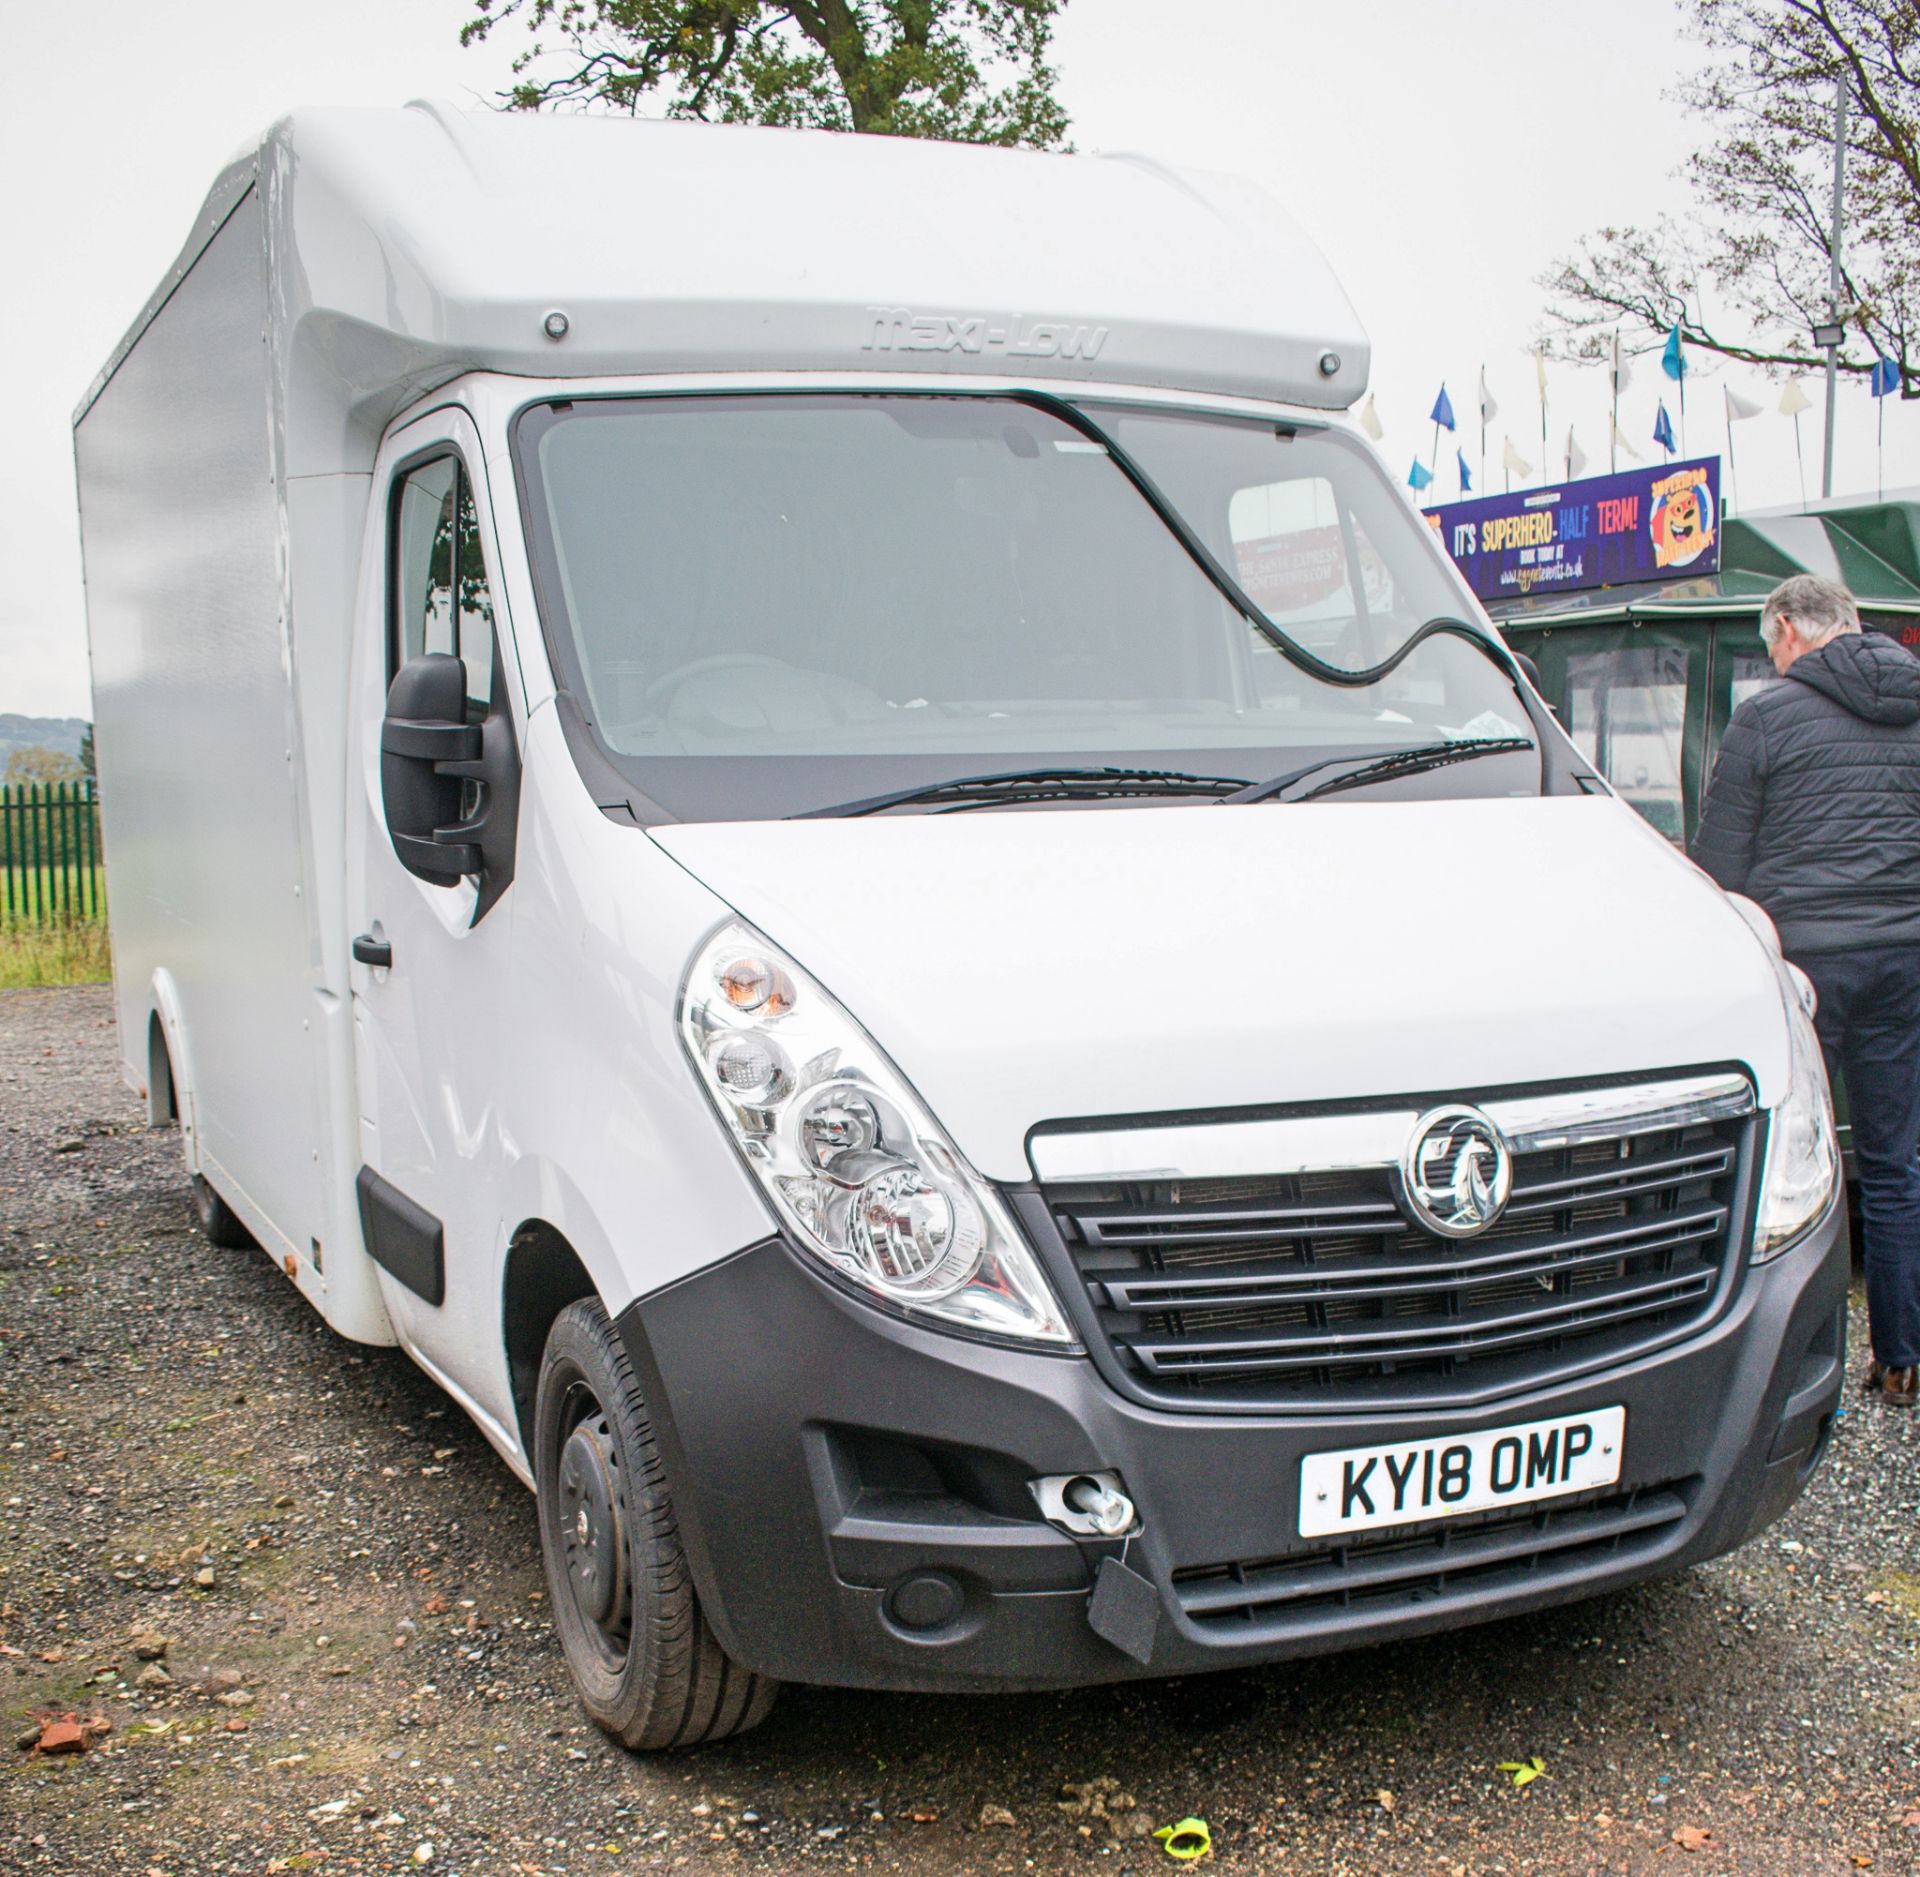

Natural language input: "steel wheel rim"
[553,1380,632,1674]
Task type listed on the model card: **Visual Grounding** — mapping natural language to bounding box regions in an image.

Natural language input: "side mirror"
[380,653,519,918]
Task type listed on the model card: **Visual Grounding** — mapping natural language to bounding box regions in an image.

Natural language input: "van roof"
[78,103,1368,451]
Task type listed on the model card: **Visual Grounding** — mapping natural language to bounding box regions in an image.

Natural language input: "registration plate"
[1298,1406,1625,1539]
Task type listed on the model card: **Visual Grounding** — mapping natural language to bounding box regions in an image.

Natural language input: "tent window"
[1567,645,1687,843]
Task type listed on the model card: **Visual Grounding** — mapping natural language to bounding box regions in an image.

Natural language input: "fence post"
[29,783,44,924]
[84,779,97,922]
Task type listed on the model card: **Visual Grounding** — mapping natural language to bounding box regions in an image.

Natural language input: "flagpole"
[1879,388,1886,499]
[1610,335,1620,474]
[1679,365,1688,458]
[1793,411,1807,505]
[1479,364,1487,491]
[1725,389,1739,515]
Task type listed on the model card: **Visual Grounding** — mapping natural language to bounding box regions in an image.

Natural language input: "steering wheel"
[643,652,798,709]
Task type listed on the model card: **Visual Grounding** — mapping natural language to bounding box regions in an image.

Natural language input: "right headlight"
[1752,948,1839,1262]
[677,919,1078,1347]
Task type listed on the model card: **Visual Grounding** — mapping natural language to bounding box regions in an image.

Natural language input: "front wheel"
[534,1297,778,1750]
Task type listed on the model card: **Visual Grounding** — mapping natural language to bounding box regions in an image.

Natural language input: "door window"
[391,456,494,710]
[1567,645,1688,842]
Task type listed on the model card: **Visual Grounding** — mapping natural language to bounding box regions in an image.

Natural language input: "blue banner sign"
[1422,456,1721,603]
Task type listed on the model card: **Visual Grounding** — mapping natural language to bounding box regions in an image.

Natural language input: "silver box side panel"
[74,189,334,1289]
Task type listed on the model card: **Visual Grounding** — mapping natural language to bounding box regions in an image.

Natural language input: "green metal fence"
[0,781,105,928]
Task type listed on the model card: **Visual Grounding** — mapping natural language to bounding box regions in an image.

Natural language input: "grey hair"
[1759,574,1861,648]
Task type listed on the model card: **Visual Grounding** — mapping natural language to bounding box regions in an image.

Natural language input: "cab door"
[347,407,522,1437]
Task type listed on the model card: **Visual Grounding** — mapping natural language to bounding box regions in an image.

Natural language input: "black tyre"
[534,1297,778,1750]
[189,1171,252,1249]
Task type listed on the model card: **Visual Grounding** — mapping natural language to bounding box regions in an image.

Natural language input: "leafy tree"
[4,746,84,786]
[77,723,95,779]
[1542,0,1920,394]
[459,0,1070,148]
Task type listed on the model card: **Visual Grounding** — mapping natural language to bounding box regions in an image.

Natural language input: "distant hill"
[0,715,88,765]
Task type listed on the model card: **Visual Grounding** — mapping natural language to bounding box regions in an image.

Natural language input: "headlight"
[1753,948,1839,1262]
[678,920,1078,1347]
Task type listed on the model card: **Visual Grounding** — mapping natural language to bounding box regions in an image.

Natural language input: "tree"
[1542,0,1920,395]
[77,723,95,779]
[459,0,1070,148]
[4,747,84,786]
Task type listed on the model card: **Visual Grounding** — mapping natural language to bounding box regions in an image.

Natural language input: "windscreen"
[517,394,1536,819]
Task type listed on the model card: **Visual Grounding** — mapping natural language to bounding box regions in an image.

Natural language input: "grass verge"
[0,921,111,988]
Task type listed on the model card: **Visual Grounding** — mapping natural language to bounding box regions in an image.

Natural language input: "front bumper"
[615,1203,1848,1693]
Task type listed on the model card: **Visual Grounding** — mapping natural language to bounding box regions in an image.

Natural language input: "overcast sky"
[3,0,1906,719]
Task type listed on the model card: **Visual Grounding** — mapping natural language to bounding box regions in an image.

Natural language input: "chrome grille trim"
[1487,1074,1755,1154]
[1027,1072,1755,1183]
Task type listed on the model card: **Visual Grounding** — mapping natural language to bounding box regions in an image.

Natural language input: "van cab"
[76,106,1849,1748]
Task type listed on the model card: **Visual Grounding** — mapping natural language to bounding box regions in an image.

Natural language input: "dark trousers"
[1797,944,1920,1369]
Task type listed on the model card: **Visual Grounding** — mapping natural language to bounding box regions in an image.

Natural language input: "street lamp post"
[1822,77,1848,499]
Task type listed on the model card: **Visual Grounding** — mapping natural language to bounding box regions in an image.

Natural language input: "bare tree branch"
[1545,0,1920,396]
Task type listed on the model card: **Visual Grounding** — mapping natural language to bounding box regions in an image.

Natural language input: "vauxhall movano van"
[74,106,1849,1748]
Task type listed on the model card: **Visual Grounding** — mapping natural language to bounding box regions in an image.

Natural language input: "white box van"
[75,105,1848,1749]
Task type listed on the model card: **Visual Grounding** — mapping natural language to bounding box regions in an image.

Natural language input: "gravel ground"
[2,983,1918,1877]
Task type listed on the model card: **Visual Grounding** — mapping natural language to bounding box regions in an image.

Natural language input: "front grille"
[1172,1477,1694,1637]
[1041,1091,1755,1410]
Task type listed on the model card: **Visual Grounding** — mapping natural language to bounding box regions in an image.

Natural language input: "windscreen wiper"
[1224,737,1536,806]
[792,765,1254,819]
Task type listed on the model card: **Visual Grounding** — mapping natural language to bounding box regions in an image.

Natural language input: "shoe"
[1865,1360,1918,1407]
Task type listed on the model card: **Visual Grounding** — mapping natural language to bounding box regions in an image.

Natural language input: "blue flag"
[1653,401,1676,452]
[1871,355,1901,398]
[1457,447,1473,493]
[1661,323,1687,381]
[1430,385,1457,431]
[1408,458,1434,491]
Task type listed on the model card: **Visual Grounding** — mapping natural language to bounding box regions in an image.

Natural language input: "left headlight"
[678,919,1079,1347]
[1753,949,1840,1263]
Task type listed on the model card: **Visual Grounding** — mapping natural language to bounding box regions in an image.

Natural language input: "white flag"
[1780,377,1814,417]
[1503,435,1533,479]
[1609,333,1632,396]
[1533,347,1549,400]
[1478,368,1499,425]
[1725,385,1765,422]
[1611,418,1642,462]
[1357,393,1384,441]
[1566,426,1589,479]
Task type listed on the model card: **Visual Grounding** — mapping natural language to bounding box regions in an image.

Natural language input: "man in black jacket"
[1693,574,1920,1406]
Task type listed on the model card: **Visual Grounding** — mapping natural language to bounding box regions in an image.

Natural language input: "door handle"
[352,934,393,969]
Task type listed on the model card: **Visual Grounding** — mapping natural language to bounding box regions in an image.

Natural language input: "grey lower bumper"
[615,1202,1848,1693]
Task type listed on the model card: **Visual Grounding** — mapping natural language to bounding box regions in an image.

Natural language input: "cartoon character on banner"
[1649,469,1716,570]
